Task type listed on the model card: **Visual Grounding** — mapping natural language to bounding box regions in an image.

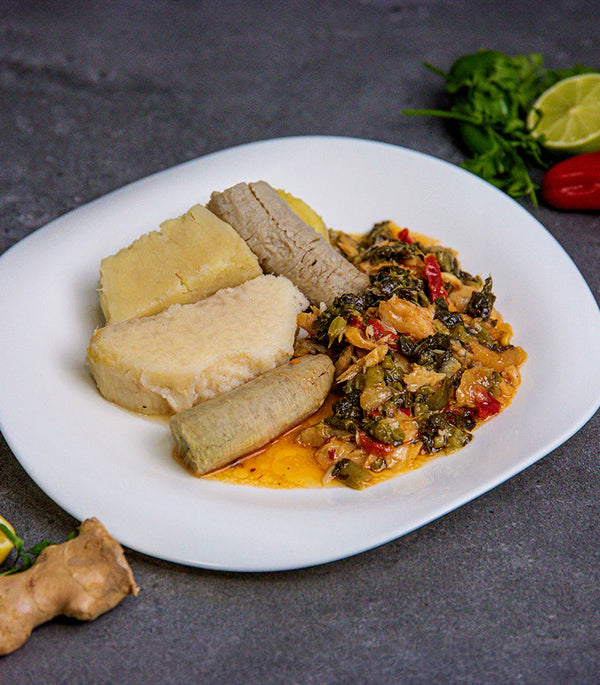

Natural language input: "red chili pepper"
[357,431,396,457]
[348,314,365,330]
[397,227,413,243]
[541,152,600,211]
[423,254,449,303]
[365,317,396,340]
[472,387,501,420]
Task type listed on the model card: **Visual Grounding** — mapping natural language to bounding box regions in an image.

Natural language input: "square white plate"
[1,136,599,571]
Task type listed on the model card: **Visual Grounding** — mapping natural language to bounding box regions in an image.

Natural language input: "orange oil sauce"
[202,395,435,489]
[203,397,334,489]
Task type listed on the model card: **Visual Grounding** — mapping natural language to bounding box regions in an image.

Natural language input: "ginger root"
[0,517,138,656]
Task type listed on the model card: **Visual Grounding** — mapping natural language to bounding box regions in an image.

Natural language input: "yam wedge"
[170,354,335,475]
[98,203,262,324]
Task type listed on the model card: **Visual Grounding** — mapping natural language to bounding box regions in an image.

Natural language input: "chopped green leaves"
[327,316,347,346]
[331,459,371,490]
[418,410,474,454]
[326,392,363,433]
[466,276,496,320]
[313,293,365,346]
[307,218,526,489]
[366,266,428,307]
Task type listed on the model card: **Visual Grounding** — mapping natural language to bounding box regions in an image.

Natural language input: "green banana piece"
[170,354,335,475]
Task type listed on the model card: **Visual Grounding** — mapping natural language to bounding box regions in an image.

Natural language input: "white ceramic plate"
[1,136,599,572]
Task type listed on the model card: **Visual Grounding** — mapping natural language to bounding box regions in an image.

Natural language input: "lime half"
[527,73,600,154]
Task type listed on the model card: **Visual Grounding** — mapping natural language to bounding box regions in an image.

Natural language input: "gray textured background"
[1,1,599,683]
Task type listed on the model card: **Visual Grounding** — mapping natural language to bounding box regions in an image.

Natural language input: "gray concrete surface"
[1,1,599,682]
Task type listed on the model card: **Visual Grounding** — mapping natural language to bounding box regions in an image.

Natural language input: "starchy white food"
[98,203,262,324]
[87,275,308,414]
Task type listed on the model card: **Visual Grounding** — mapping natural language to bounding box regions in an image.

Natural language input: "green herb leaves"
[0,522,73,575]
[403,50,598,204]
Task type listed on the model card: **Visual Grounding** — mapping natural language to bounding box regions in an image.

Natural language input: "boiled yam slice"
[98,203,262,324]
[87,275,308,415]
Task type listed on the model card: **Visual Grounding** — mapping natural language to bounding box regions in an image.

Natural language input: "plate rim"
[1,134,599,572]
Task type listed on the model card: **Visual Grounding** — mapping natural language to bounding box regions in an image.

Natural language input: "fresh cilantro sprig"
[403,50,597,204]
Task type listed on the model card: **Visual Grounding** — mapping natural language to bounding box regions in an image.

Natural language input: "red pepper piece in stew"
[541,152,600,211]
[423,253,449,303]
[397,227,413,243]
[365,317,396,341]
[348,314,365,330]
[472,387,502,420]
[357,431,396,457]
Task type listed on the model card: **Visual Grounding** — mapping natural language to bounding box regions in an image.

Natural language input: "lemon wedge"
[527,73,600,154]
[0,515,15,564]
